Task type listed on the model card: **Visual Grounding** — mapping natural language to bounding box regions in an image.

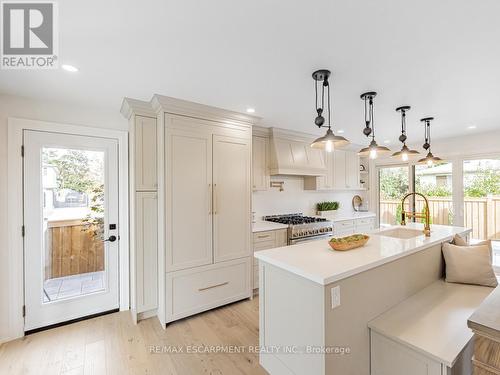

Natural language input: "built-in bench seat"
[368,280,494,375]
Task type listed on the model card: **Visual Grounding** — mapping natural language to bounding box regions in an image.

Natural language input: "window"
[378,166,410,225]
[415,162,453,225]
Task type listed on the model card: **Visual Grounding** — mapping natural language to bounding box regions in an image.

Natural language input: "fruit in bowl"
[329,234,369,251]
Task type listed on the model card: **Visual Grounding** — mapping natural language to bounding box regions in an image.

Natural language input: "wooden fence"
[380,196,500,240]
[45,219,104,280]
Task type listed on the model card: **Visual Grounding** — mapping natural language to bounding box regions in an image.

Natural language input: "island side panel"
[324,243,445,375]
[259,262,326,375]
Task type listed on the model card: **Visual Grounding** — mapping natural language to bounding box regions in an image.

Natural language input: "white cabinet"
[134,116,157,191]
[252,229,287,289]
[121,100,159,322]
[213,135,251,262]
[355,217,375,232]
[304,151,334,191]
[161,104,254,324]
[166,258,251,321]
[345,151,360,189]
[252,136,269,191]
[166,128,213,271]
[331,150,360,190]
[135,192,158,313]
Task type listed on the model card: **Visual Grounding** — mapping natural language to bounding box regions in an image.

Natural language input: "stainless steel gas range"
[263,213,334,245]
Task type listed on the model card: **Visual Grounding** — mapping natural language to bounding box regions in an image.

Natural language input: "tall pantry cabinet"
[120,99,159,323]
[122,95,257,326]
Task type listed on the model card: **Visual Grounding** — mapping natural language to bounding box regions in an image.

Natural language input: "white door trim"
[7,117,129,340]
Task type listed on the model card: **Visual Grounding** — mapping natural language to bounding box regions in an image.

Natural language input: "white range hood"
[268,128,328,176]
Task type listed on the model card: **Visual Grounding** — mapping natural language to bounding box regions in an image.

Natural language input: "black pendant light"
[391,106,420,161]
[358,92,391,159]
[310,69,349,152]
[417,117,442,166]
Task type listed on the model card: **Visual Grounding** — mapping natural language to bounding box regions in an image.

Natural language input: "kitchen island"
[254,223,471,375]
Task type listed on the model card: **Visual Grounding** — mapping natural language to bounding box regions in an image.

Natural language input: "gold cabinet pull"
[258,234,270,239]
[198,281,228,292]
[213,183,217,214]
[208,184,212,214]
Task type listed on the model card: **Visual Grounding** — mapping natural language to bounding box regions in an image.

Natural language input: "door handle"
[103,235,117,242]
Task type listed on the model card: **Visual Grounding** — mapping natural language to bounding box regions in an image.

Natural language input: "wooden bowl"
[329,234,369,251]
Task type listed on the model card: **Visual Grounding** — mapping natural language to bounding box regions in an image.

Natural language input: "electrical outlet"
[331,285,341,309]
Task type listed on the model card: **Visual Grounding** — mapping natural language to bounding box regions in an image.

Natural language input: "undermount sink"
[377,227,424,239]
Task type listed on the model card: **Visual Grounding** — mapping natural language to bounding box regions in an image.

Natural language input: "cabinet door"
[135,116,157,191]
[252,136,268,191]
[166,129,213,271]
[333,150,346,189]
[213,135,251,263]
[345,151,360,189]
[135,192,158,312]
[320,151,334,189]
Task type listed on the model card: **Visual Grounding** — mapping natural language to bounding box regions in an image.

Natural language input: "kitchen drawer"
[356,217,375,226]
[166,258,251,321]
[254,239,277,251]
[336,219,355,228]
[253,265,259,289]
[355,224,374,233]
[253,230,276,243]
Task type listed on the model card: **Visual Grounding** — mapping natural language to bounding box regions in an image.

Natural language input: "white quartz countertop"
[369,280,493,367]
[254,223,471,285]
[252,221,289,233]
[325,211,375,221]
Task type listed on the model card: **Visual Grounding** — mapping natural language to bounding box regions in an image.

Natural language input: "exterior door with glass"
[23,130,119,331]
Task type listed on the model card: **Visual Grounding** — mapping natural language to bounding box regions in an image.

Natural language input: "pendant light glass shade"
[358,92,389,159]
[391,106,420,161]
[358,139,391,159]
[311,128,349,152]
[309,69,350,152]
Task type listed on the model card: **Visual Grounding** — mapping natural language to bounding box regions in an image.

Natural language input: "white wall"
[252,175,367,219]
[0,94,126,342]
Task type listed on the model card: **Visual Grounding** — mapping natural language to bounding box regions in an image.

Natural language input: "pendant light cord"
[327,79,331,130]
[370,97,375,140]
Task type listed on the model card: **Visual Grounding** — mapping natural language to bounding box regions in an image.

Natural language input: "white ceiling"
[1,0,500,145]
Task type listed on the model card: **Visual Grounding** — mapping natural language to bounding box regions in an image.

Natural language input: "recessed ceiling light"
[467,125,477,130]
[246,108,255,114]
[383,139,391,144]
[337,129,345,134]
[61,64,78,72]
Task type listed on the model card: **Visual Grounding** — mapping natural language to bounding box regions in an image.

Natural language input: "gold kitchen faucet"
[400,192,431,237]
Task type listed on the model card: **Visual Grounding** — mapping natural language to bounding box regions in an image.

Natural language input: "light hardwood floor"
[0,296,268,375]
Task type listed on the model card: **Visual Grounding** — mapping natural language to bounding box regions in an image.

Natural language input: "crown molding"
[120,98,156,119]
[151,94,261,125]
[252,125,271,137]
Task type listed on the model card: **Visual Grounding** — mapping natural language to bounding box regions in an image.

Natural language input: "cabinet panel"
[304,151,333,190]
[213,135,251,263]
[333,150,346,189]
[135,116,157,191]
[252,136,269,191]
[345,151,360,189]
[166,129,213,271]
[135,192,158,312]
[371,331,442,375]
[166,258,251,322]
